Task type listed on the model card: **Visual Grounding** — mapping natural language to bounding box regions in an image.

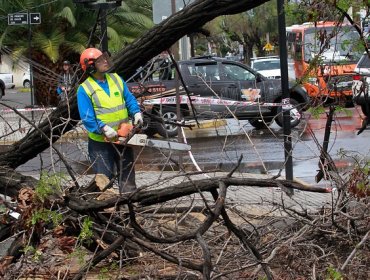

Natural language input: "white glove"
[102,125,117,140]
[133,112,144,126]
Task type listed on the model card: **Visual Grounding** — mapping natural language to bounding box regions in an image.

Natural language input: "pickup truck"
[126,56,310,137]
[0,73,15,100]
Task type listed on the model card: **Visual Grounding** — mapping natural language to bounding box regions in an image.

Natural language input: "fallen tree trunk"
[66,175,332,212]
[0,166,38,197]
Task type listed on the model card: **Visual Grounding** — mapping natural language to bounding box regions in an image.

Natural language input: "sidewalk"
[135,171,333,213]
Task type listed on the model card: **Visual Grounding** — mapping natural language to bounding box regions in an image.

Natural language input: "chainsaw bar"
[125,134,191,151]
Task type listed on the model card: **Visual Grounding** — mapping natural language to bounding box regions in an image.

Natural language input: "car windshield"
[303,26,362,63]
[252,60,280,71]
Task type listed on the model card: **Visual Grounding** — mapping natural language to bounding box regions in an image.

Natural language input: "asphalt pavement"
[0,87,33,109]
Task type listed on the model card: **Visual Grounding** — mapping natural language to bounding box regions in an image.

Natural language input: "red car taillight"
[353,75,362,81]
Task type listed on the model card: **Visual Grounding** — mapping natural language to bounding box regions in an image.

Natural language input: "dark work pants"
[88,138,136,193]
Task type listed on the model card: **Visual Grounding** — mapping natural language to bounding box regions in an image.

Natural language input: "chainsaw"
[109,123,191,151]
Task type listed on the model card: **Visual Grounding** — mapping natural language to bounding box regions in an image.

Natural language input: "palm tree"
[0,0,153,105]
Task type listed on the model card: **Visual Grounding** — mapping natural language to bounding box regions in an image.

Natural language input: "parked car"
[22,71,31,88]
[251,56,281,79]
[0,72,15,99]
[352,53,370,118]
[127,56,310,137]
[224,54,243,62]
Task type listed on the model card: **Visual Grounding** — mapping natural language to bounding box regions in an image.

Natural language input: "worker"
[56,60,75,102]
[76,48,143,193]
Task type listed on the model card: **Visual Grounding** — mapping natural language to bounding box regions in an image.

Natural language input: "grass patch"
[17,87,31,93]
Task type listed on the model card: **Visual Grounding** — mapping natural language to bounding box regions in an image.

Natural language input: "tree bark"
[0,166,38,197]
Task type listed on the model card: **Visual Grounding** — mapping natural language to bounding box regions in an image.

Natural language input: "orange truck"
[286,21,363,105]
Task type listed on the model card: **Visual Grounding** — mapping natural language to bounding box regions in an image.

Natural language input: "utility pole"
[100,8,108,52]
[169,0,184,170]
[276,0,294,196]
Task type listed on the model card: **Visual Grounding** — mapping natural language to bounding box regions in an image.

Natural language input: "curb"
[185,119,227,130]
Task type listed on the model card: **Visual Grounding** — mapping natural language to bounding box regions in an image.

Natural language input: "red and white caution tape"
[0,107,56,113]
[143,95,283,107]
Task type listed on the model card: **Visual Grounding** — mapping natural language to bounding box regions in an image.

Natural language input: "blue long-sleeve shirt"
[77,74,140,134]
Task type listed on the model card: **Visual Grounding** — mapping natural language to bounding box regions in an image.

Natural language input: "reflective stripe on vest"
[81,73,129,142]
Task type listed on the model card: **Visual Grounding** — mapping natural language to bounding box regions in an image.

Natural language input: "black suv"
[127,56,310,137]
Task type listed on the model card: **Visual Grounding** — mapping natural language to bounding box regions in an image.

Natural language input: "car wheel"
[155,107,179,138]
[249,118,273,129]
[275,98,302,128]
[141,115,158,137]
[23,80,31,88]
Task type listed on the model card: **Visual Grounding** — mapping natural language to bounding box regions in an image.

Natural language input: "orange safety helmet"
[80,48,103,72]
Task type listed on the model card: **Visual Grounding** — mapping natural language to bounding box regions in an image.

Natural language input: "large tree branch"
[66,176,331,212]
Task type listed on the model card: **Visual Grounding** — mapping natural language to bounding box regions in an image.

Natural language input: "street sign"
[30,13,41,24]
[7,12,41,25]
[263,42,274,52]
[8,13,28,25]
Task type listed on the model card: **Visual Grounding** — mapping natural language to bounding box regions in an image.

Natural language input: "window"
[303,26,362,63]
[187,63,220,80]
[223,64,255,81]
[295,32,303,60]
[252,60,280,71]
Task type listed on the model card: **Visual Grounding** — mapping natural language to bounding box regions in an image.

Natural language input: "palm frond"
[9,47,28,64]
[110,11,154,29]
[55,6,76,27]
[107,26,123,53]
[0,27,8,48]
[33,30,65,63]
[61,31,89,54]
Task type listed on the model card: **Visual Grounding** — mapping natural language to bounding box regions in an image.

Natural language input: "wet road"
[1,89,369,186]
[0,88,34,109]
[139,112,369,183]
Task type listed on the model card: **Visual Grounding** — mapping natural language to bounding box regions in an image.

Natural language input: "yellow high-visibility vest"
[81,73,129,142]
